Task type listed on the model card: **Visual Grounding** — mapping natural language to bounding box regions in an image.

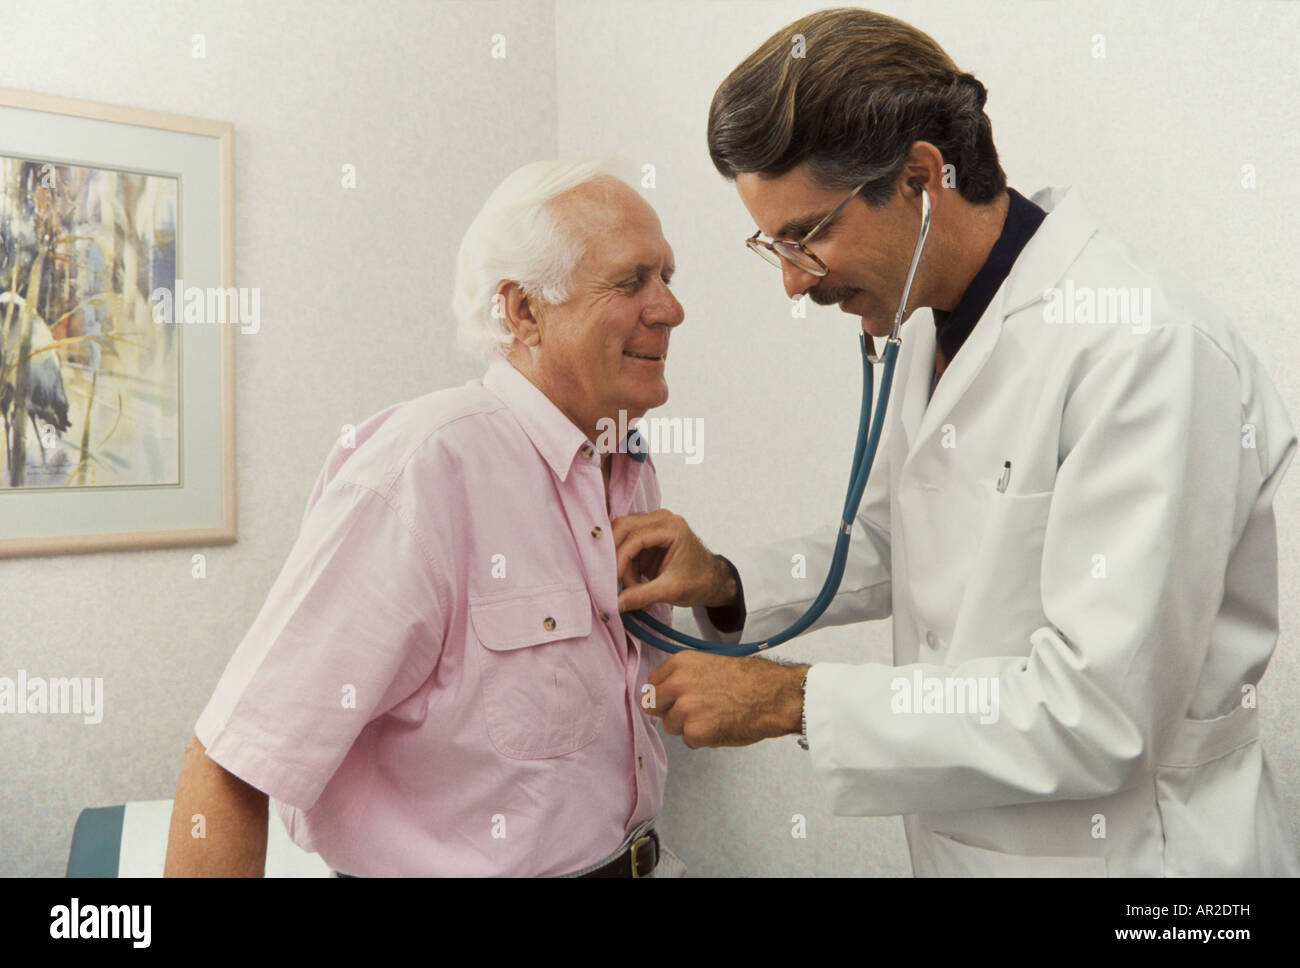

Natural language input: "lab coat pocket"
[949,484,1054,658]
[925,830,1108,877]
[1153,704,1283,875]
[470,582,608,759]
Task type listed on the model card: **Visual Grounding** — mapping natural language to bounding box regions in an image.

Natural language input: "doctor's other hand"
[612,509,738,613]
[646,651,810,748]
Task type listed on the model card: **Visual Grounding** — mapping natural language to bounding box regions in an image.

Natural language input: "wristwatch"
[798,670,810,751]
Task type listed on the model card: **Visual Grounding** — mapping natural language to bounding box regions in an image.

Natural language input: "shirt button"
[590,525,603,539]
[580,444,594,459]
[543,617,556,631]
[925,630,939,649]
[637,755,643,769]
[599,611,610,622]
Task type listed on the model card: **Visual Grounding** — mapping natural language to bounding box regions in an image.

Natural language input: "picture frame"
[0,86,235,556]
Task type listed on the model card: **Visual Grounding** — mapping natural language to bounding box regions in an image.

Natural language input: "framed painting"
[0,87,235,556]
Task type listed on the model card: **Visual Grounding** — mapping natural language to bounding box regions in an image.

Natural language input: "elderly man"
[164,158,684,877]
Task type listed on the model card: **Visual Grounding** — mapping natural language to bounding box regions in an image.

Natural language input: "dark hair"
[707,7,1006,206]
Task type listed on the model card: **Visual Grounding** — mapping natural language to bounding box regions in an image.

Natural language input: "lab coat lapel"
[908,298,1006,461]
[903,186,1101,465]
[1000,185,1100,318]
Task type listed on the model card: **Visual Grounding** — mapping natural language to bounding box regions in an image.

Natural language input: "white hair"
[452,156,639,362]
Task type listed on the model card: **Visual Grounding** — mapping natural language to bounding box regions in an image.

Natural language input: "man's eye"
[617,273,672,290]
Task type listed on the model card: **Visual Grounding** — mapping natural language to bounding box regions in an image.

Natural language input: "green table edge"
[67,805,124,877]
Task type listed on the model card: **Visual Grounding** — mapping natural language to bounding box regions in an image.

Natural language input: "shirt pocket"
[469,582,609,759]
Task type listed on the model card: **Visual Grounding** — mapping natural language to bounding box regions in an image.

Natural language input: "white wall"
[555,0,1300,875]
[2,0,1297,877]
[0,0,557,876]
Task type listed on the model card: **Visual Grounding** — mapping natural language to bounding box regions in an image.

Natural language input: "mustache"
[806,285,860,307]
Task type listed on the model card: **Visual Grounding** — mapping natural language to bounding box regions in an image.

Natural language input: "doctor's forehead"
[736,167,837,238]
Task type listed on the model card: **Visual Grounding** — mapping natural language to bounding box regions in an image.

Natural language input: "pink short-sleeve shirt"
[195,358,672,876]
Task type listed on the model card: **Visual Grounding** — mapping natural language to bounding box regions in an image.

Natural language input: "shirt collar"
[931,187,1047,364]
[481,357,649,482]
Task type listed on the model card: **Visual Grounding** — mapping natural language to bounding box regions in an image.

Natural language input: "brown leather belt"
[579,827,659,877]
[334,827,662,878]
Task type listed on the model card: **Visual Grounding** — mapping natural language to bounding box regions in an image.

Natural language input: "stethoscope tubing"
[621,334,898,656]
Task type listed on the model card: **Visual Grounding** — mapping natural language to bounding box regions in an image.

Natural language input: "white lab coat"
[696,186,1300,876]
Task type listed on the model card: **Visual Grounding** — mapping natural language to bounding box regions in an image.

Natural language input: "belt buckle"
[629,833,654,878]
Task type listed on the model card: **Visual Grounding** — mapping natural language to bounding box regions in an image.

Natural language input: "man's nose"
[646,283,685,328]
[781,259,821,302]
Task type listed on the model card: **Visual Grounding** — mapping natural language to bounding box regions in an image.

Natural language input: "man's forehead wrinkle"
[546,178,675,289]
[549,189,623,283]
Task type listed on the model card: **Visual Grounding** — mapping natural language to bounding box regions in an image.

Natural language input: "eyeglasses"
[746,181,868,277]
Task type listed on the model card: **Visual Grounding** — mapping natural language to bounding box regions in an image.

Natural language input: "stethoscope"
[621,187,932,656]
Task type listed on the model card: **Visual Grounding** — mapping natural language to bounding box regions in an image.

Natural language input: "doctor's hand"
[612,509,739,613]
[645,651,810,748]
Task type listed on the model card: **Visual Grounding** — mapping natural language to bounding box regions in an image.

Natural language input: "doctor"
[613,7,1299,876]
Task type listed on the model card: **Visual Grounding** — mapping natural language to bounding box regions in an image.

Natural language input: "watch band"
[798,670,810,750]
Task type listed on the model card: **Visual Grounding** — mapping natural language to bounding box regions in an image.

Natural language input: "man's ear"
[497,280,543,348]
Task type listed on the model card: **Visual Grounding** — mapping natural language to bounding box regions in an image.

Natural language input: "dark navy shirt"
[929,187,1046,396]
